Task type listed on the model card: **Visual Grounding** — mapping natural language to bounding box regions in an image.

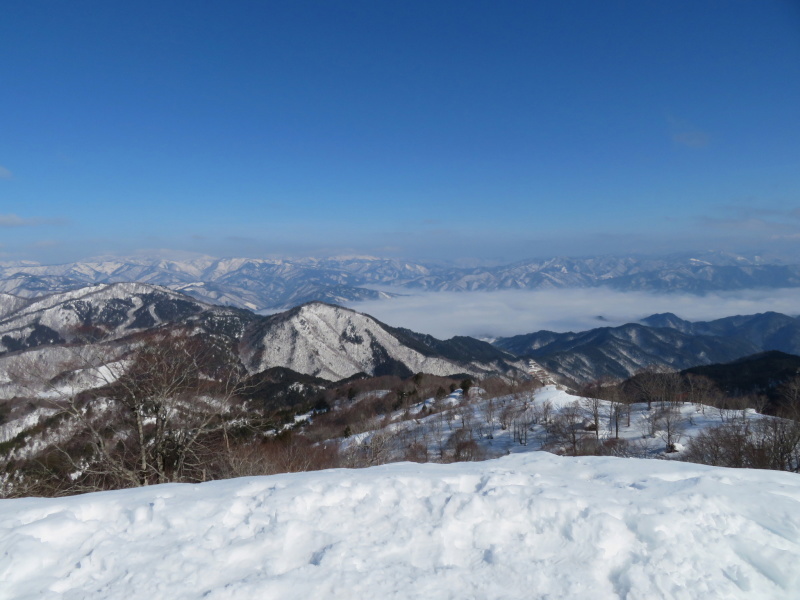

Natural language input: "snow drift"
[1,453,799,599]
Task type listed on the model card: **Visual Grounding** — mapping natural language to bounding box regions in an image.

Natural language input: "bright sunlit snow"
[1,452,799,599]
[343,385,778,464]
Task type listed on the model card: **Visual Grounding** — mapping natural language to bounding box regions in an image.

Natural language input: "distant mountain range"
[2,250,799,311]
[3,279,800,394]
[4,281,800,479]
[493,311,800,384]
[0,283,526,390]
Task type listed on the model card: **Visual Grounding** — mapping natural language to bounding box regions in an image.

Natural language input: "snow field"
[348,385,773,465]
[1,452,799,599]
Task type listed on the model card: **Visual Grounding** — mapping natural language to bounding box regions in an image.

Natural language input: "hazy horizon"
[3,245,800,270]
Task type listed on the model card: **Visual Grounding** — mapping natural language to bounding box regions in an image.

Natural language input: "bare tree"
[658,404,685,452]
[499,401,516,431]
[456,401,475,439]
[605,381,626,439]
[344,429,397,467]
[484,397,495,439]
[39,329,247,489]
[580,377,628,440]
[682,373,718,415]
[548,401,586,456]
[580,392,602,440]
[779,374,800,415]
[532,398,553,427]
[429,409,448,460]
[512,417,530,446]
[630,366,681,410]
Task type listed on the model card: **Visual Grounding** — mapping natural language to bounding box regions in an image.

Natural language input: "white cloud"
[672,131,710,148]
[0,214,27,227]
[667,116,711,148]
[0,166,12,179]
[349,288,800,339]
[0,214,66,227]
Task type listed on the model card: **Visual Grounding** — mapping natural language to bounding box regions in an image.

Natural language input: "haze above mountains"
[2,250,799,312]
[3,249,799,341]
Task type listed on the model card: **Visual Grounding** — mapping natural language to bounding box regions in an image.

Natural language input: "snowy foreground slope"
[2,454,799,600]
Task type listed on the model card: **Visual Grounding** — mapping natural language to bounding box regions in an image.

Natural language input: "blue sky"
[2,0,799,264]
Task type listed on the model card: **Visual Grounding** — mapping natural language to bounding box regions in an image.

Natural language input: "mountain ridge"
[2,250,799,311]
[0,286,528,385]
[493,312,800,384]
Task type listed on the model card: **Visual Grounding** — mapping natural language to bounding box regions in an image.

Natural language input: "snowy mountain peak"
[3,251,800,312]
[242,300,525,381]
[0,282,220,355]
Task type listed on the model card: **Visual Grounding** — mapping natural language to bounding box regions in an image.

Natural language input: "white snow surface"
[2,454,799,600]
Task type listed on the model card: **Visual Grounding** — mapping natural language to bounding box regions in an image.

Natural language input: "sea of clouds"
[349,287,800,339]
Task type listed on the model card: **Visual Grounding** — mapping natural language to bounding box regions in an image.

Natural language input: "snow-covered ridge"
[267,302,459,379]
[243,302,523,380]
[1,452,797,599]
[0,284,525,391]
[0,251,793,311]
[1,282,204,322]
[0,293,27,320]
[0,282,220,355]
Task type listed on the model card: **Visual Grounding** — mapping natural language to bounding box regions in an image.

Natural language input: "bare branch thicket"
[215,435,342,479]
[12,328,250,491]
[682,374,719,415]
[546,401,587,456]
[342,429,399,468]
[630,366,681,410]
[778,375,800,418]
[684,415,800,472]
[450,428,486,462]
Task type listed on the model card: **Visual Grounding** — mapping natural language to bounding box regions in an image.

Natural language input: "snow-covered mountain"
[0,284,527,384]
[0,282,254,355]
[0,294,27,320]
[2,250,799,311]
[5,280,799,389]
[642,311,800,349]
[493,312,800,384]
[242,302,526,381]
[1,451,798,599]
[4,279,799,389]
[0,285,529,468]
